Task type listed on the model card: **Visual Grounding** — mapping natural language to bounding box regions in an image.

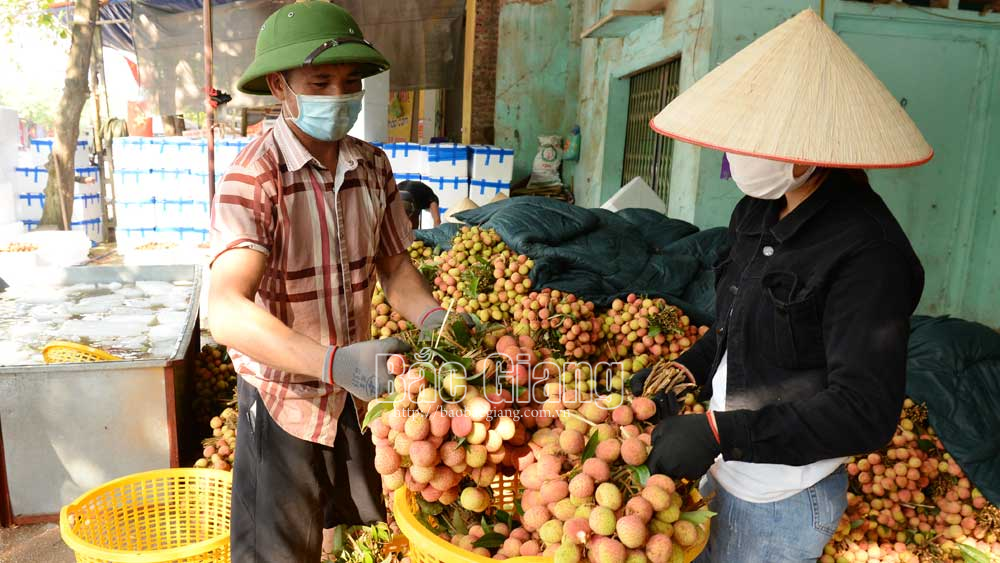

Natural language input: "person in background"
[397,180,441,229]
[644,10,928,562]
[44,153,96,185]
[208,3,455,561]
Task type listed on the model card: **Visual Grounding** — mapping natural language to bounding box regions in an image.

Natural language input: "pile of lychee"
[369,333,713,562]
[511,289,602,361]
[192,344,238,429]
[193,404,237,471]
[429,227,535,324]
[823,399,1000,563]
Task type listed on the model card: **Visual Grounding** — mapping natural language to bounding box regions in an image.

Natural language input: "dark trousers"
[231,378,386,562]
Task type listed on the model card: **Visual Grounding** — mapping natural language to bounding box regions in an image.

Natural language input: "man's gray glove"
[323,338,411,401]
[418,306,475,342]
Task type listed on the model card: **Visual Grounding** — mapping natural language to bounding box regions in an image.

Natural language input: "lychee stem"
[435,299,455,350]
[562,410,598,428]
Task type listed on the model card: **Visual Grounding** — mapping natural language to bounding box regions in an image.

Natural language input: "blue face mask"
[283,78,364,142]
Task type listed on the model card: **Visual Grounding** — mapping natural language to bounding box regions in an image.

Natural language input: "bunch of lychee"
[409,240,436,263]
[823,399,1000,563]
[192,344,237,429]
[368,339,548,507]
[371,285,415,339]
[511,289,602,361]
[372,347,714,562]
[599,294,709,362]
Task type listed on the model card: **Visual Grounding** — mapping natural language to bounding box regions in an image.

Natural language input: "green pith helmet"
[237,1,390,96]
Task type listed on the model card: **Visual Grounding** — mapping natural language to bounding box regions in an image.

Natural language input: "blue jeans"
[694,465,848,562]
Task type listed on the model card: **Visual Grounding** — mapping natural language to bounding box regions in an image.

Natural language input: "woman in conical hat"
[644,10,926,561]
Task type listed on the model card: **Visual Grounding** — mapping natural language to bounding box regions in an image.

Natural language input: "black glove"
[648,413,721,480]
[629,367,653,396]
[628,367,682,425]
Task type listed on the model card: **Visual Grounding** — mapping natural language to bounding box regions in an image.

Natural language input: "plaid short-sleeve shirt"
[210,116,414,446]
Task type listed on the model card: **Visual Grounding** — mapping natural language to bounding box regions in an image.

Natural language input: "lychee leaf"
[415,510,435,533]
[416,497,444,516]
[581,432,602,462]
[917,439,936,452]
[457,436,468,447]
[679,509,716,526]
[496,510,513,528]
[629,464,650,486]
[438,513,455,535]
[514,498,525,516]
[361,393,397,432]
[648,327,661,338]
[452,509,469,535]
[481,516,493,534]
[850,519,864,530]
[958,544,990,563]
[430,348,474,372]
[451,318,473,347]
[473,532,507,549]
[331,525,346,557]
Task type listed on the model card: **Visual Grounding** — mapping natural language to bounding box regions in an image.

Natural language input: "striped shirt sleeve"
[375,151,415,258]
[210,163,276,267]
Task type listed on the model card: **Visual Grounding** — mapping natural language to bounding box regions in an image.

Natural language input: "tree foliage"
[1,0,69,42]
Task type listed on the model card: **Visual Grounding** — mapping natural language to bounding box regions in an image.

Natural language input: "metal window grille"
[621,58,682,204]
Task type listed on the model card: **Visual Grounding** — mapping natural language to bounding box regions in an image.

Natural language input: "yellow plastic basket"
[43,341,123,363]
[393,474,708,563]
[60,469,232,563]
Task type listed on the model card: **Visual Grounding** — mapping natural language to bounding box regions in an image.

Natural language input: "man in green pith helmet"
[208,2,452,560]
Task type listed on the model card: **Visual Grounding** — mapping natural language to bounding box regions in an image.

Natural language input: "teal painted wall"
[823,1,1000,325]
[573,0,715,214]
[494,0,583,185]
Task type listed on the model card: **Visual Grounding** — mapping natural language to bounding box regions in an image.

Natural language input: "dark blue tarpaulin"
[56,0,239,52]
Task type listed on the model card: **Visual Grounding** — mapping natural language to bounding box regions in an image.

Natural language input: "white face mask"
[726,153,816,200]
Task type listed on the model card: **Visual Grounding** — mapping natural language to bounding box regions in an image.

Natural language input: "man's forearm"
[210,293,328,379]
[380,261,440,326]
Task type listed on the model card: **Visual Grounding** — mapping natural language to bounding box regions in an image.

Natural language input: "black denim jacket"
[678,170,924,466]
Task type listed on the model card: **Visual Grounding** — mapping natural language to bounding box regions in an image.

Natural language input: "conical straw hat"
[490,192,509,204]
[650,9,932,168]
[444,197,479,223]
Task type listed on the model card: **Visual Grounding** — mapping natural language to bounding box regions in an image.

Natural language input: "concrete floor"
[0,524,76,563]
[0,523,343,562]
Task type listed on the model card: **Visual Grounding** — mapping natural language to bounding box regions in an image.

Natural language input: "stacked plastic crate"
[423,143,472,216]
[0,106,21,241]
[376,142,514,217]
[378,142,427,184]
[12,139,103,243]
[469,146,514,205]
[112,137,251,247]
